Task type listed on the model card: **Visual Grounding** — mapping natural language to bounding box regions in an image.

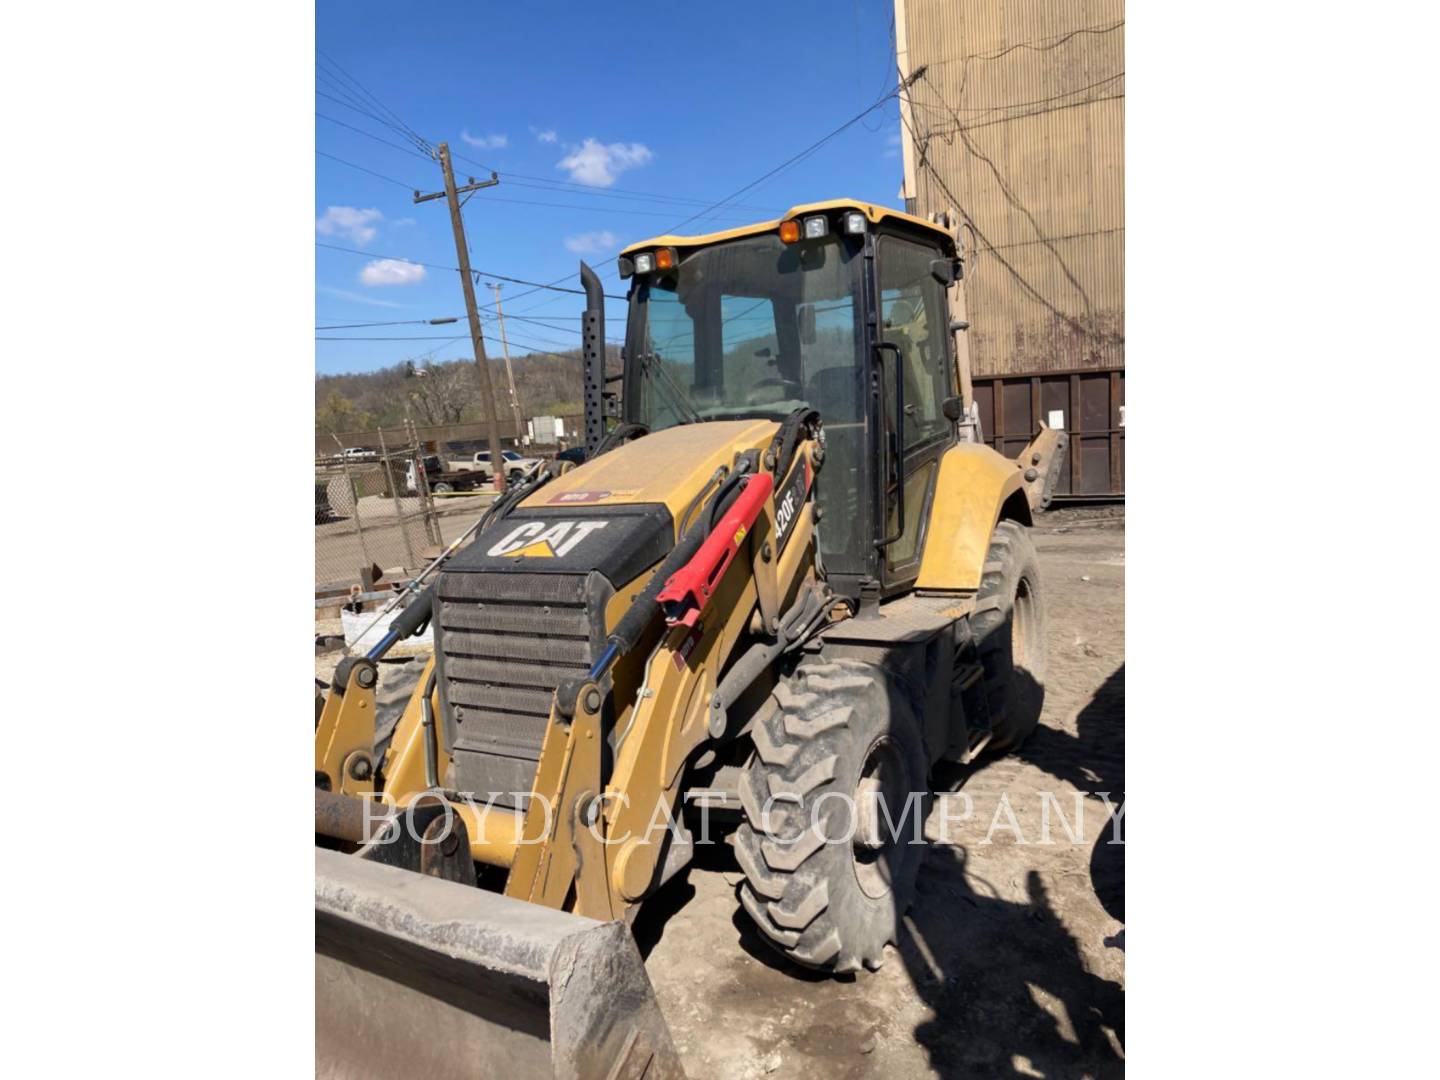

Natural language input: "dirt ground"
[315,492,493,587]
[638,507,1125,1079]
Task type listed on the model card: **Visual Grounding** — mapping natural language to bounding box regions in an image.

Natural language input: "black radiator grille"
[434,570,600,804]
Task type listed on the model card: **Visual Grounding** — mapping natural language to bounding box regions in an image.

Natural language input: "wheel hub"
[851,737,911,899]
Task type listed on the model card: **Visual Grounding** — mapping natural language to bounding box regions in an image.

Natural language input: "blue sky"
[316,0,906,375]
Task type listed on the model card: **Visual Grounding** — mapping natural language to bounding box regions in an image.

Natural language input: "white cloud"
[319,286,405,309]
[534,128,558,144]
[883,132,903,159]
[316,205,383,245]
[391,216,417,227]
[360,258,426,286]
[564,230,618,255]
[556,138,653,187]
[461,130,508,149]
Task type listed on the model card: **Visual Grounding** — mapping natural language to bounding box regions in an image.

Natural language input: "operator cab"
[614,199,962,599]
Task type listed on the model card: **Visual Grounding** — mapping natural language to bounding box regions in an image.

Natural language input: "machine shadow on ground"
[633,666,1126,1076]
[907,664,1126,1076]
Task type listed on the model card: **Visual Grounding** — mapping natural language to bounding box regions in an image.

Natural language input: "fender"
[914,443,1031,592]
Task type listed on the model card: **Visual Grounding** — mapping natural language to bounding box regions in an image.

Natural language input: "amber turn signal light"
[778,220,800,244]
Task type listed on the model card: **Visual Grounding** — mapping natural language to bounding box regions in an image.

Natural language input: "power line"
[316,150,418,191]
[316,318,463,330]
[662,79,911,232]
[318,330,586,365]
[315,240,628,299]
[316,49,433,155]
[447,147,783,215]
[906,69,1099,320]
[460,82,918,317]
[318,146,752,222]
[909,71,1124,124]
[925,19,1124,72]
[896,82,1120,344]
[312,87,408,139]
[317,111,433,162]
[469,190,757,221]
[314,78,398,133]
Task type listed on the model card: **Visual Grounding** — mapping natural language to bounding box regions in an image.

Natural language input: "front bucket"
[315,849,684,1079]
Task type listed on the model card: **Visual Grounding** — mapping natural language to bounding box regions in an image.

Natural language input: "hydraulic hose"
[559,467,751,714]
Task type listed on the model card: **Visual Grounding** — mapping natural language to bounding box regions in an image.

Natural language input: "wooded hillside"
[315,346,619,433]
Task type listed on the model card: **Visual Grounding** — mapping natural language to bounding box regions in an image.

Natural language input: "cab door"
[874,233,958,593]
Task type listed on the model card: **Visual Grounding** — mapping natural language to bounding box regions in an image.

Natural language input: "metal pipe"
[420,667,440,790]
[586,640,620,683]
[315,789,393,845]
[452,802,521,867]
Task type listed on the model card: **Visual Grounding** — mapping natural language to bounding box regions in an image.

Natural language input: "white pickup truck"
[460,449,542,484]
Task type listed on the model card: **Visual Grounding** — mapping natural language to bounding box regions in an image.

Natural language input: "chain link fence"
[315,441,442,588]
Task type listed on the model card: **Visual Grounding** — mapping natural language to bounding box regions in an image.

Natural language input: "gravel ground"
[639,508,1125,1078]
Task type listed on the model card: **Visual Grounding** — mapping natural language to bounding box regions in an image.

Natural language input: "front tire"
[972,520,1046,752]
[735,658,928,974]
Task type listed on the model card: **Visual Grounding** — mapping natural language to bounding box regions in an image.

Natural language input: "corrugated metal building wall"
[893,1,1124,495]
[894,1,1124,378]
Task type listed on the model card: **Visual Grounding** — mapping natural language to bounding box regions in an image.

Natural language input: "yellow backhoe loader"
[314,199,1067,1078]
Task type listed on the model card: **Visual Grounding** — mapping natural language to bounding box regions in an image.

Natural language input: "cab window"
[877,236,953,451]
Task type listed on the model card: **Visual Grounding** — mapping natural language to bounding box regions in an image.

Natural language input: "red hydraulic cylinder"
[655,471,774,629]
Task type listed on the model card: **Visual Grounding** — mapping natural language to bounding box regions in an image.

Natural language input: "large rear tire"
[735,658,928,974]
[972,520,1046,752]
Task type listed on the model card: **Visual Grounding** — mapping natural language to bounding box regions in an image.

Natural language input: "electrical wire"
[662,81,909,232]
[458,81,919,316]
[896,84,1121,345]
[316,150,418,191]
[317,111,433,162]
[316,48,433,154]
[316,319,457,330]
[902,69,1102,321]
[447,147,781,215]
[923,19,1124,73]
[315,241,628,299]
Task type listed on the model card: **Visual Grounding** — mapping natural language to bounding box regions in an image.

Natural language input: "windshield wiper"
[641,350,704,425]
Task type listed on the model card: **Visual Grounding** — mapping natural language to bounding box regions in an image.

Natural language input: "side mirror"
[798,304,817,345]
[929,258,955,286]
[942,396,964,422]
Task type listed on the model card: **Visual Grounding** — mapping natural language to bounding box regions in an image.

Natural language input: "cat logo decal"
[486,520,610,559]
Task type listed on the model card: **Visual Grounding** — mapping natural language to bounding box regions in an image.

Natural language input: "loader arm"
[505,442,822,918]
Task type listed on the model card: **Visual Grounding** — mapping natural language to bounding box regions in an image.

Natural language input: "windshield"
[626,233,863,429]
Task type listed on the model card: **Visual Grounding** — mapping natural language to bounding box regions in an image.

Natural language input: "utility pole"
[414,143,507,493]
[489,283,526,443]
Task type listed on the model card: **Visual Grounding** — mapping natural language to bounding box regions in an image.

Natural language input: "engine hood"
[524,419,780,522]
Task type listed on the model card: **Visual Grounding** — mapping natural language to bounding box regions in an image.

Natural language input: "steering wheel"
[749,375,803,404]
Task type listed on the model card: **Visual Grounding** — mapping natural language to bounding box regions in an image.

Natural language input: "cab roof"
[619,198,956,258]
